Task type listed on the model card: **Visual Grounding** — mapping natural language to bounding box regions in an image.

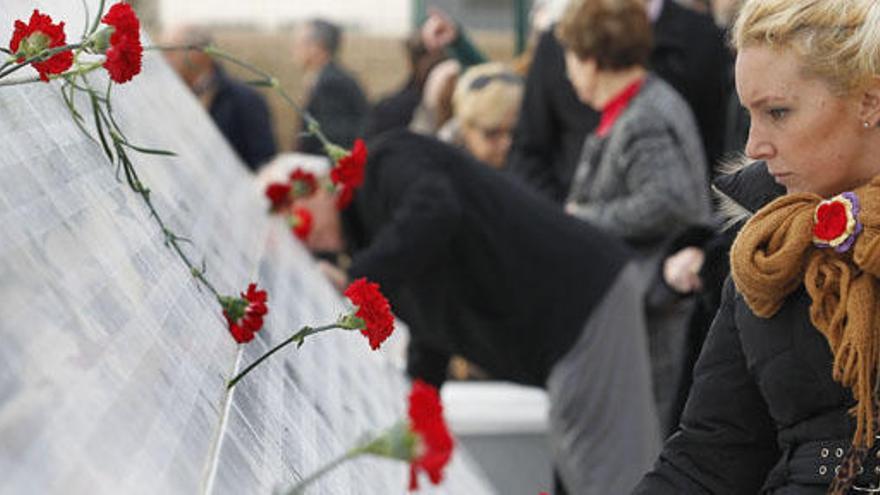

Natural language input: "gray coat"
[567,74,711,251]
[567,74,713,435]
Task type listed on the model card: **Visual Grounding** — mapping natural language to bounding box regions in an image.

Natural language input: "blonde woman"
[447,62,524,169]
[633,0,880,493]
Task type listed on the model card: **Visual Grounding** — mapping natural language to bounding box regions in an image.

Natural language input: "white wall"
[158,0,412,35]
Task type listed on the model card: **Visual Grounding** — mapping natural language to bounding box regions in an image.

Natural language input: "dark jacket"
[297,61,368,154]
[651,0,728,171]
[632,162,863,494]
[506,28,599,203]
[343,130,632,387]
[507,1,728,202]
[209,67,277,171]
[362,79,421,139]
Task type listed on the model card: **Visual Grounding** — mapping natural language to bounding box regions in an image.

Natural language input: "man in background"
[163,26,277,172]
[292,19,368,154]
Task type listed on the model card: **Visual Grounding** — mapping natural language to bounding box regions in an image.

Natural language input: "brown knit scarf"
[730,175,880,449]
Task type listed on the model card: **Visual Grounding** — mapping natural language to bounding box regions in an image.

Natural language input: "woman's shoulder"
[617,75,695,135]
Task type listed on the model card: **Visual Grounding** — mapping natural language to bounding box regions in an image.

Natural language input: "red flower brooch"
[219,283,269,344]
[8,10,74,82]
[343,277,395,350]
[813,191,862,253]
[100,2,142,83]
[408,380,455,491]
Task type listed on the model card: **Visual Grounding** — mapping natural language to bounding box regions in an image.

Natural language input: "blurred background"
[132,0,524,152]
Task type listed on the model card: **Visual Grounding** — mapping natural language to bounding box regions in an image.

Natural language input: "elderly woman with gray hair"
[557,0,712,438]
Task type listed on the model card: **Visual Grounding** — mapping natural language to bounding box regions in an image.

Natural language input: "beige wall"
[157,0,411,35]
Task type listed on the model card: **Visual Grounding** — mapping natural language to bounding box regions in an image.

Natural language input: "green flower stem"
[0,49,100,87]
[77,72,222,301]
[87,0,107,36]
[116,138,221,300]
[0,43,84,80]
[145,43,336,152]
[284,448,364,495]
[282,423,414,494]
[227,323,346,389]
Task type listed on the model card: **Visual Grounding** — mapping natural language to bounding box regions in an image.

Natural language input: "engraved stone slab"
[0,2,495,493]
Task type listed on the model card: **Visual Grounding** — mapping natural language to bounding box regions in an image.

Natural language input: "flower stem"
[227,323,344,389]
[145,43,336,151]
[78,73,222,301]
[87,0,107,36]
[0,43,84,80]
[283,448,363,495]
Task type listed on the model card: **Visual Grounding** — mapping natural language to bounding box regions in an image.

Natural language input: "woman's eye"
[768,108,789,120]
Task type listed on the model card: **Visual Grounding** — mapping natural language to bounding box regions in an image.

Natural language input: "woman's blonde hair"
[733,0,880,95]
[453,63,524,130]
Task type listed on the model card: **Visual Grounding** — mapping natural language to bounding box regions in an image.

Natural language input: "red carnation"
[290,207,313,240]
[408,380,454,491]
[8,10,74,82]
[290,168,319,198]
[813,201,848,242]
[330,138,367,190]
[220,283,268,344]
[101,2,142,83]
[335,185,355,210]
[265,182,292,211]
[343,277,394,350]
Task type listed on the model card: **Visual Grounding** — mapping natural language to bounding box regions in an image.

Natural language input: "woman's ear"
[859,75,880,127]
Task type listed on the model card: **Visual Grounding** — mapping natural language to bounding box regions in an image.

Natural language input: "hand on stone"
[663,246,705,294]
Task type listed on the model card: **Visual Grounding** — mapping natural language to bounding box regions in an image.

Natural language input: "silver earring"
[865,121,872,128]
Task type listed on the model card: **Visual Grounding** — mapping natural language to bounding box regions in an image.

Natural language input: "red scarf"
[596,78,644,138]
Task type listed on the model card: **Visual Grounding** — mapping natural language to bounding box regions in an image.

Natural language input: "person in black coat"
[507,0,728,202]
[293,19,368,154]
[163,26,277,171]
[362,34,447,139]
[633,0,880,491]
[304,130,661,494]
[207,67,277,171]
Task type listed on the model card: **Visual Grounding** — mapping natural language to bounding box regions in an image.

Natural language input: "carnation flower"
[290,168,318,198]
[343,277,394,350]
[407,380,454,491]
[277,380,452,494]
[8,10,74,82]
[100,2,142,83]
[289,207,313,241]
[265,182,292,211]
[329,138,367,190]
[335,184,355,210]
[227,278,393,388]
[219,283,268,344]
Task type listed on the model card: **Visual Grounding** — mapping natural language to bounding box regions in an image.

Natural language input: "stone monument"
[0,2,495,493]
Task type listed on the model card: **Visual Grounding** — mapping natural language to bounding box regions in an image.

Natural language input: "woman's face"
[736,45,874,197]
[461,109,518,169]
[564,51,599,109]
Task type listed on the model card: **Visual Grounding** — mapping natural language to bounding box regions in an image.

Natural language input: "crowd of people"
[168,0,880,493]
